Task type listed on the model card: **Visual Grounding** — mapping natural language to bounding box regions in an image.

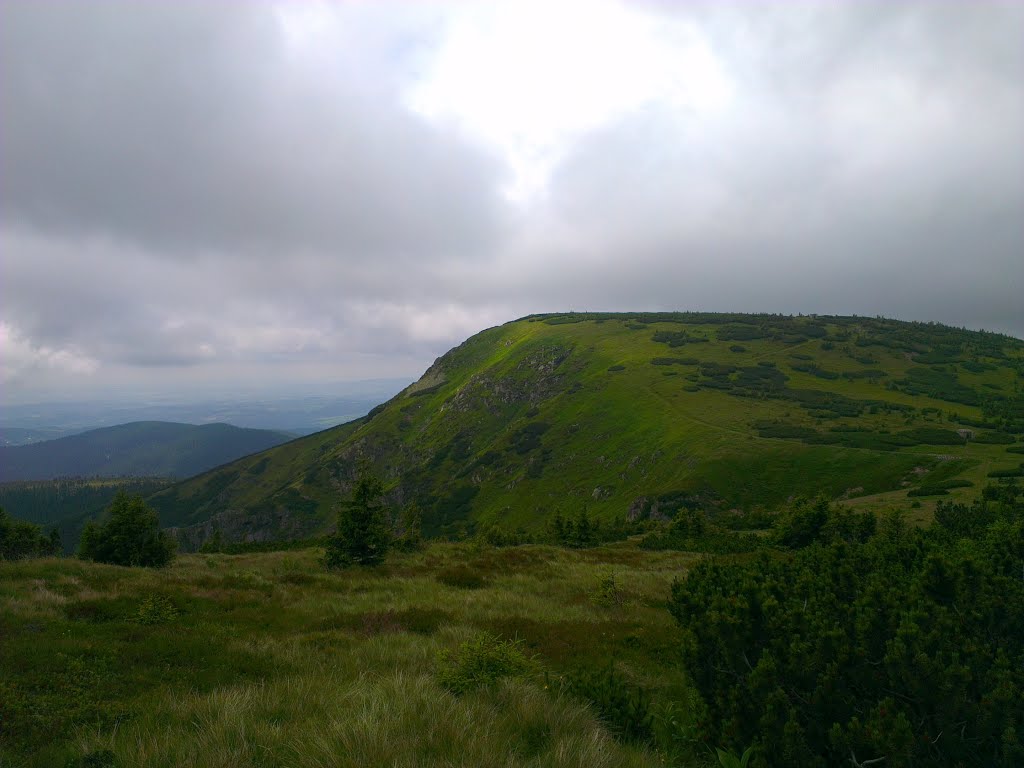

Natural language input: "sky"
[2,0,1022,404]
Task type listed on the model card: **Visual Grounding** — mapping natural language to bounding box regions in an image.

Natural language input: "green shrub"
[652,330,708,347]
[132,595,179,626]
[972,431,1016,444]
[0,507,60,560]
[564,661,654,743]
[651,356,699,366]
[907,487,949,497]
[590,571,625,607]
[78,493,176,568]
[757,423,819,440]
[898,427,967,445]
[988,468,1024,478]
[642,509,767,554]
[437,632,535,694]
[774,498,875,548]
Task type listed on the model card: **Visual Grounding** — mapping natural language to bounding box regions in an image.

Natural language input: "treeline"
[0,477,170,525]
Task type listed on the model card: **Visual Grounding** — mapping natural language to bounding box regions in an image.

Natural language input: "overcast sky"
[2,1,1022,403]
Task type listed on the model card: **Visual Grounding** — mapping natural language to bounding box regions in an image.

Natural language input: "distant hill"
[0,427,78,447]
[0,421,293,482]
[148,313,1024,549]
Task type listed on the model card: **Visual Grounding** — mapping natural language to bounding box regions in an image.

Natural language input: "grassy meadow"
[1,541,704,768]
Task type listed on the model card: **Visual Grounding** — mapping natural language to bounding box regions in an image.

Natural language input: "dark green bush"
[757,423,819,440]
[78,493,175,568]
[642,509,767,554]
[972,431,1016,444]
[565,662,654,743]
[651,356,699,366]
[898,427,966,445]
[652,330,709,347]
[0,507,60,560]
[988,468,1024,478]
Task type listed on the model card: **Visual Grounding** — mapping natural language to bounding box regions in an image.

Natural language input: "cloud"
[0,322,99,390]
[0,1,1021,403]
[0,2,504,258]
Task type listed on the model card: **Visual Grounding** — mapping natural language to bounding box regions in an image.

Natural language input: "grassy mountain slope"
[0,422,293,482]
[149,314,1024,547]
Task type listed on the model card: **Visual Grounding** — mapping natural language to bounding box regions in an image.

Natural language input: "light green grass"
[0,542,701,767]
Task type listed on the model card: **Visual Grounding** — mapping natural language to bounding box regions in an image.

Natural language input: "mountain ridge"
[0,421,294,482]
[147,313,1024,549]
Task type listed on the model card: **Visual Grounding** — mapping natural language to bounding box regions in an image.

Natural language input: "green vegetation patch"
[971,431,1017,444]
[651,330,708,347]
[670,486,1024,766]
[649,356,699,366]
[895,366,981,406]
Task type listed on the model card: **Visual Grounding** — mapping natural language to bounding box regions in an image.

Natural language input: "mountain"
[148,313,1024,548]
[0,427,79,447]
[0,421,293,482]
[0,380,410,437]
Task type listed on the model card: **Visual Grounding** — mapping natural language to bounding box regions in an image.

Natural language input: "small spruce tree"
[323,469,390,568]
[574,505,594,548]
[550,511,567,545]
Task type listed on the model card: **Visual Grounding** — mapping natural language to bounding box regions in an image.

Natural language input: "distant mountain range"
[0,421,294,482]
[0,381,411,441]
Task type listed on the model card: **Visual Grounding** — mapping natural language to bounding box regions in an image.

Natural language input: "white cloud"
[0,322,99,384]
[405,0,734,202]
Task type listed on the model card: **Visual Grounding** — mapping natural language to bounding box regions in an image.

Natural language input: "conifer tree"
[323,469,390,567]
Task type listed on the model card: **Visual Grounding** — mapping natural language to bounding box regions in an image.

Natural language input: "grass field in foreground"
[0,542,703,768]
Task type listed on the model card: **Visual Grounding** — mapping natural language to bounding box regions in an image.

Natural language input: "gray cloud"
[1,1,1021,403]
[0,3,503,257]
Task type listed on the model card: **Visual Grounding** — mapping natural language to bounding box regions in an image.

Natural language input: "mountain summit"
[149,313,1024,547]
